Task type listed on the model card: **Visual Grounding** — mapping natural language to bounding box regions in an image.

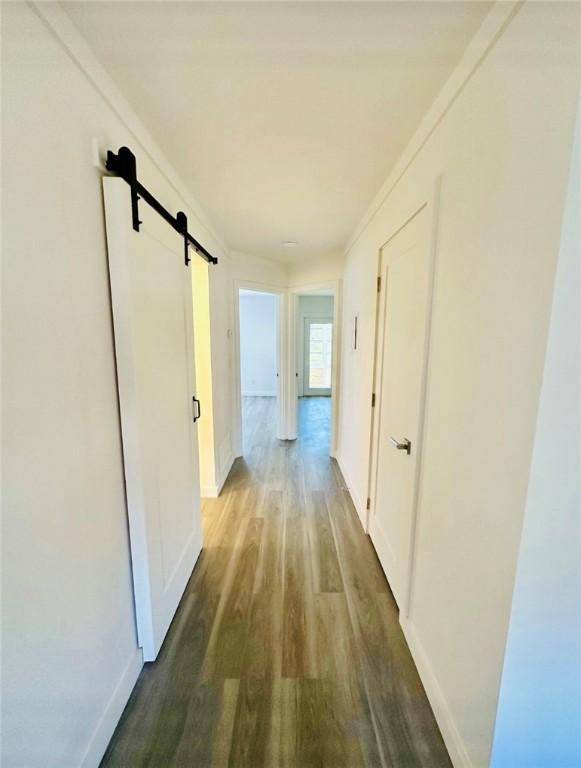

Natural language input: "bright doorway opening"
[304,318,333,396]
[191,256,217,498]
[295,290,336,455]
[237,288,282,455]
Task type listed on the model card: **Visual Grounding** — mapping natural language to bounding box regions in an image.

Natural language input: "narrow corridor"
[101,397,451,767]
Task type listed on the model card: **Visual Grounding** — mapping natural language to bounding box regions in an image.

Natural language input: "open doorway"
[191,256,217,498]
[236,287,282,456]
[294,289,336,455]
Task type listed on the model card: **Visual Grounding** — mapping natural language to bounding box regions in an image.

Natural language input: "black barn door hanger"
[106,146,218,267]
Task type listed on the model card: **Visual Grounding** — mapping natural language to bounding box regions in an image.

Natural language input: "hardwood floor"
[101,396,451,768]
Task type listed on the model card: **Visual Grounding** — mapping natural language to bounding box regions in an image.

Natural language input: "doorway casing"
[367,177,441,619]
[233,279,287,456]
[232,278,342,458]
[289,280,342,457]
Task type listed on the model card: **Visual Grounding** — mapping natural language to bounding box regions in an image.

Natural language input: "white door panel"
[103,178,202,661]
[371,207,431,607]
[304,317,333,396]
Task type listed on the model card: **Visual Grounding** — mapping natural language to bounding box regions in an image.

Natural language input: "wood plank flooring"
[101,396,451,768]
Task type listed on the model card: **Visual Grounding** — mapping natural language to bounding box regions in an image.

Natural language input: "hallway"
[101,397,451,767]
[297,396,332,455]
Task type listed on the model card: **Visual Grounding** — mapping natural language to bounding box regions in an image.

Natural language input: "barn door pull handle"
[390,437,411,455]
[192,396,201,423]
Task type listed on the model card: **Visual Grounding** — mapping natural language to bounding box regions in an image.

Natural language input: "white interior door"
[371,207,431,608]
[303,317,333,396]
[103,178,203,662]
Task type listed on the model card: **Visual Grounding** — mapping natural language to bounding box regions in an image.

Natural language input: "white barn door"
[103,178,203,662]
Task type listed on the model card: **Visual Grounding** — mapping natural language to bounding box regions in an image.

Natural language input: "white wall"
[239,292,278,396]
[208,255,236,492]
[1,3,231,766]
[194,253,235,497]
[288,252,344,287]
[192,258,226,498]
[228,253,344,446]
[491,92,581,768]
[336,3,581,766]
[228,252,344,448]
[296,295,334,396]
[229,250,287,288]
[229,249,342,291]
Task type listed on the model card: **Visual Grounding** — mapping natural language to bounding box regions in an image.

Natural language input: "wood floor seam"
[100,397,452,768]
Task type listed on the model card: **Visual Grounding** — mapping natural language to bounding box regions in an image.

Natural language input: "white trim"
[400,617,472,768]
[241,390,278,398]
[369,514,398,589]
[335,450,367,531]
[201,450,235,498]
[30,1,228,259]
[218,450,236,494]
[366,179,441,613]
[79,649,143,768]
[403,178,442,619]
[233,280,287,456]
[344,0,521,257]
[289,280,342,456]
[218,453,236,495]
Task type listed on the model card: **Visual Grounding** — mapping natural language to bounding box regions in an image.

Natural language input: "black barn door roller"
[106,146,218,267]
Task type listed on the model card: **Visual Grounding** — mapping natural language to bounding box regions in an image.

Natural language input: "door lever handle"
[390,437,411,455]
[192,396,201,423]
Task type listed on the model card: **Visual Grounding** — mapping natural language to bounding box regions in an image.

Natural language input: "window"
[308,322,333,389]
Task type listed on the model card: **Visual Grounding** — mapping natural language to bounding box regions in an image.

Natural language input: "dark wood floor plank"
[275,678,297,768]
[243,588,282,680]
[229,676,273,768]
[100,590,221,767]
[284,440,306,516]
[253,490,284,595]
[310,490,343,593]
[314,594,367,768]
[281,515,318,678]
[101,396,451,768]
[211,679,240,768]
[211,517,264,679]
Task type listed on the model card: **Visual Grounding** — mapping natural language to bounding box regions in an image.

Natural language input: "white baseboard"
[241,390,276,397]
[79,648,143,768]
[369,515,399,594]
[335,460,470,767]
[399,617,472,768]
[217,450,236,494]
[201,451,236,498]
[335,451,368,532]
